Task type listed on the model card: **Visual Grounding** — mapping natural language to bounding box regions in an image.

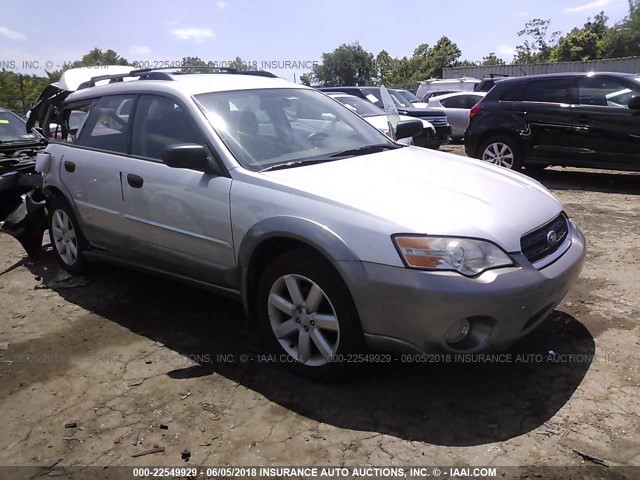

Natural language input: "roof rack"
[78,66,277,90]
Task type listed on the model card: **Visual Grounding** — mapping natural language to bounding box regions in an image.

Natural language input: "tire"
[479,135,523,171]
[256,249,364,380]
[48,196,89,275]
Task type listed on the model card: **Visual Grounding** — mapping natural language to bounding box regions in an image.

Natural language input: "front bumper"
[339,223,586,354]
[414,125,451,148]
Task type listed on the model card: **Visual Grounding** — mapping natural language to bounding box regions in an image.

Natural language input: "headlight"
[393,236,513,276]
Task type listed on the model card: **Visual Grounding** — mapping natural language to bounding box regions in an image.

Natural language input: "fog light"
[445,319,471,344]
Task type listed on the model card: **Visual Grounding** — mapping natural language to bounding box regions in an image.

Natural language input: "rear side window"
[75,95,136,153]
[440,95,483,109]
[521,79,570,104]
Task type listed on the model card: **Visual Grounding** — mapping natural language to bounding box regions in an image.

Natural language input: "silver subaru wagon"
[33,67,586,378]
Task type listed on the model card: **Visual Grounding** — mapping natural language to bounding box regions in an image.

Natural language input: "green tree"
[550,13,609,61]
[180,56,209,73]
[427,36,462,78]
[299,72,313,86]
[514,19,561,63]
[374,50,396,85]
[227,56,252,71]
[71,48,129,68]
[600,0,640,57]
[481,52,506,66]
[312,42,375,86]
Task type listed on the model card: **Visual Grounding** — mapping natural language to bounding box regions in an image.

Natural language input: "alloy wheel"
[51,209,78,265]
[267,274,340,366]
[482,142,515,169]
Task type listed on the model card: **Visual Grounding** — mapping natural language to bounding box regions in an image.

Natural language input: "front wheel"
[479,136,523,171]
[256,249,364,380]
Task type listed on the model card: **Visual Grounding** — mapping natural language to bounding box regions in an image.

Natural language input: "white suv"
[33,67,586,379]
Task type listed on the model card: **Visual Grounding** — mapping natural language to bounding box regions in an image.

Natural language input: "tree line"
[1,0,639,114]
[305,0,640,89]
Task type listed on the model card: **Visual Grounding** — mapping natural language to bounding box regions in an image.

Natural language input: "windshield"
[360,88,412,109]
[389,92,413,108]
[0,110,40,143]
[330,96,384,117]
[397,90,421,103]
[195,88,394,171]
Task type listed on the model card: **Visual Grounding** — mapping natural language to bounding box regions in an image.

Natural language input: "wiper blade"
[259,143,402,172]
[259,158,339,172]
[328,143,402,158]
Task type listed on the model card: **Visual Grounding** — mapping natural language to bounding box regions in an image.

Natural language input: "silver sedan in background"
[428,92,486,140]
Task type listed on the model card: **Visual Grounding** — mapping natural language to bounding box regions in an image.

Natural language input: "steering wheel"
[306,131,329,143]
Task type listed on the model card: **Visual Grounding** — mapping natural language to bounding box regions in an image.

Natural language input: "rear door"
[572,75,640,169]
[121,94,235,286]
[57,95,136,251]
[511,77,575,162]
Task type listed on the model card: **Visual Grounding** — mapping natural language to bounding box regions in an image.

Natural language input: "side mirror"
[162,144,215,173]
[628,95,640,110]
[395,119,423,140]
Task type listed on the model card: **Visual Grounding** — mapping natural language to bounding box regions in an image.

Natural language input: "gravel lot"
[0,146,639,477]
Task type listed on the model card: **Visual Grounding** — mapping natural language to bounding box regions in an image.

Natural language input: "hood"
[261,147,562,253]
[410,102,429,108]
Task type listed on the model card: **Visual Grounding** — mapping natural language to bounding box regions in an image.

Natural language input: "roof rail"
[78,66,277,90]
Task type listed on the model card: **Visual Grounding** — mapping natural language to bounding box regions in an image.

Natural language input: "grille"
[521,213,569,264]
[422,116,448,127]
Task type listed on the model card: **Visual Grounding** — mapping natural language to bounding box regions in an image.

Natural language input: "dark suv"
[318,86,451,148]
[465,72,640,172]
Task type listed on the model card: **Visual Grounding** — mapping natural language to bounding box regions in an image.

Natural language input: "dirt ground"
[0,146,639,477]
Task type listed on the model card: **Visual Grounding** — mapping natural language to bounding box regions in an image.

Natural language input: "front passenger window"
[132,95,207,161]
[578,78,640,108]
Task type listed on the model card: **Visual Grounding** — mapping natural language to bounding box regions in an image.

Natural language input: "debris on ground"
[198,425,206,433]
[128,379,144,387]
[159,424,169,430]
[44,458,63,469]
[64,422,77,429]
[180,392,191,400]
[202,403,222,420]
[131,446,165,458]
[132,432,140,446]
[47,274,92,289]
[573,449,609,467]
[181,449,191,462]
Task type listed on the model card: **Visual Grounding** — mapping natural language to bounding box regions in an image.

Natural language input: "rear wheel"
[256,249,364,380]
[48,197,89,274]
[479,135,523,171]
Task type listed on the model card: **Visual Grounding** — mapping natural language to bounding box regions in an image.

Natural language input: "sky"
[0,0,632,82]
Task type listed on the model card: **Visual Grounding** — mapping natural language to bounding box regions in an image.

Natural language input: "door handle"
[514,110,527,116]
[64,161,75,173]
[127,174,144,188]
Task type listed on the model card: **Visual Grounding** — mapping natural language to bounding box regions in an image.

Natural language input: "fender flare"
[237,216,362,318]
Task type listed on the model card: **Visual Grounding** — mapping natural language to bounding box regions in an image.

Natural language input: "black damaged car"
[0,108,48,256]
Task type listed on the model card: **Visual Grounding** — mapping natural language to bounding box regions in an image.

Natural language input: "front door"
[121,94,235,286]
